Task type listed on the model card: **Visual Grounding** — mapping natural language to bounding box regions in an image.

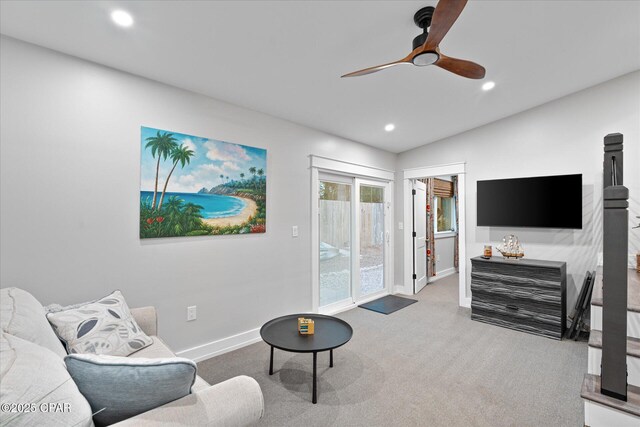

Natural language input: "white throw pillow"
[46,290,152,356]
[0,332,93,427]
[65,353,196,426]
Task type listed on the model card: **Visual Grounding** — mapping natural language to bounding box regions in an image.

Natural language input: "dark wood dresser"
[471,256,566,339]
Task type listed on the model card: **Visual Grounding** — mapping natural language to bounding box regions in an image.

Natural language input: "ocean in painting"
[140,191,245,219]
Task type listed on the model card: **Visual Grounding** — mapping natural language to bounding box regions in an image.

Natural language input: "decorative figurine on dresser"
[470,256,567,339]
[496,234,525,259]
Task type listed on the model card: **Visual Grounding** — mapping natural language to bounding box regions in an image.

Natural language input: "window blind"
[434,178,454,198]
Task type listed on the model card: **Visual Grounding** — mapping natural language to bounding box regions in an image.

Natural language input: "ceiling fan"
[341,0,485,79]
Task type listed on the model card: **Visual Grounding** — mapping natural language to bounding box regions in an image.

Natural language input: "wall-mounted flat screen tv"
[477,174,582,229]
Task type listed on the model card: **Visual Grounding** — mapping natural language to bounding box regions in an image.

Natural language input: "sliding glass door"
[319,174,390,312]
[358,181,386,299]
[319,176,353,308]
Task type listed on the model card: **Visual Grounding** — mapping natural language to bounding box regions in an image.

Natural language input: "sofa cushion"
[0,287,67,358]
[46,290,152,357]
[128,335,174,359]
[65,353,196,426]
[0,332,94,427]
[129,336,210,392]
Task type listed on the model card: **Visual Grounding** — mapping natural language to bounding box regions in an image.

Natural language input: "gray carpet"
[198,274,587,426]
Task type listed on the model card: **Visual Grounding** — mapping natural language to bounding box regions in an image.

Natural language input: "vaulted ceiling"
[1,1,639,153]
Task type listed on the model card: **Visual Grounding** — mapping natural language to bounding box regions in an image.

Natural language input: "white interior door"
[413,180,427,293]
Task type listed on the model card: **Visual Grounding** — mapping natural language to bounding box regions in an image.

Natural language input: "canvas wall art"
[140,126,266,238]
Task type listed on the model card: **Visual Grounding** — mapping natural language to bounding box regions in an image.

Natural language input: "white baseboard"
[176,327,262,363]
[460,297,471,308]
[429,267,456,283]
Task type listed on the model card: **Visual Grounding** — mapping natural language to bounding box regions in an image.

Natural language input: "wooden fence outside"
[319,200,384,249]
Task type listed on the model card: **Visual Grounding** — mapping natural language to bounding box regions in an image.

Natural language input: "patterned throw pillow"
[46,290,153,356]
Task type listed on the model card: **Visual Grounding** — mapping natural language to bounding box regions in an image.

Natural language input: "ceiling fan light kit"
[413,52,440,66]
[342,0,486,80]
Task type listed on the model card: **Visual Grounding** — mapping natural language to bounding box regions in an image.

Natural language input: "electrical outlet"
[292,225,299,237]
[437,254,441,261]
[398,222,404,230]
[187,306,197,321]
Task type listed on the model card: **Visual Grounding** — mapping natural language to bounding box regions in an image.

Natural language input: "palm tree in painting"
[219,174,224,184]
[145,131,178,209]
[162,196,187,235]
[257,168,264,190]
[240,172,245,180]
[182,202,204,230]
[157,144,195,210]
[249,167,257,189]
[163,196,185,225]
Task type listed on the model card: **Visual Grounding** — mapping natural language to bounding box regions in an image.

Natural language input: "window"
[360,185,384,203]
[434,196,456,233]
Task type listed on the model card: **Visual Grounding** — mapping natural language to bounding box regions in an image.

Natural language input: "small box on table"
[298,317,314,335]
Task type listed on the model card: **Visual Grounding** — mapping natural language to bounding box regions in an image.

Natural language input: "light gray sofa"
[0,287,264,426]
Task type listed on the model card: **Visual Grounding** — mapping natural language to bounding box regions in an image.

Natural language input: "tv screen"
[477,174,582,229]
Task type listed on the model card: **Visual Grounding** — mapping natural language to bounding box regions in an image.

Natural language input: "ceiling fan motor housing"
[412,6,435,50]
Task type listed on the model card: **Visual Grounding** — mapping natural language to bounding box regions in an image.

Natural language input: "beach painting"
[140,126,266,238]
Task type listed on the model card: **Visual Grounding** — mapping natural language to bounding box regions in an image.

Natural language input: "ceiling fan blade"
[435,53,486,79]
[341,58,411,78]
[422,0,468,51]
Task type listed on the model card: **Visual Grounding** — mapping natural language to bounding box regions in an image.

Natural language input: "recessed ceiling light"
[111,10,134,27]
[482,81,496,91]
[384,123,395,132]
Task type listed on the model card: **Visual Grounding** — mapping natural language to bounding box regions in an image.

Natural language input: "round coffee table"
[260,313,353,404]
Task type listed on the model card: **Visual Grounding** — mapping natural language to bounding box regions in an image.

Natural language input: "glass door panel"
[319,179,352,307]
[358,184,385,297]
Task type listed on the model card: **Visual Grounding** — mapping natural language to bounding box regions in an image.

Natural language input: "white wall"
[0,36,396,355]
[395,71,640,309]
[434,235,455,276]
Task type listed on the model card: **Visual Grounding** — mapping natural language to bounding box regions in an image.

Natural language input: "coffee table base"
[269,346,334,404]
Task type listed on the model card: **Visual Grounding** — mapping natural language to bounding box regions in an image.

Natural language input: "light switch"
[292,226,299,237]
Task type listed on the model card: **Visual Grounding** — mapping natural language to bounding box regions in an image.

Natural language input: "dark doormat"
[359,295,418,315]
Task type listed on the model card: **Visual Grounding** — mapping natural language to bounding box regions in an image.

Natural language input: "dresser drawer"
[471,276,563,313]
[472,260,563,282]
[471,298,563,339]
[471,271,561,295]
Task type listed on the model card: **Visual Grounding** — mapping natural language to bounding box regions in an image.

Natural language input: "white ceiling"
[1,1,639,153]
